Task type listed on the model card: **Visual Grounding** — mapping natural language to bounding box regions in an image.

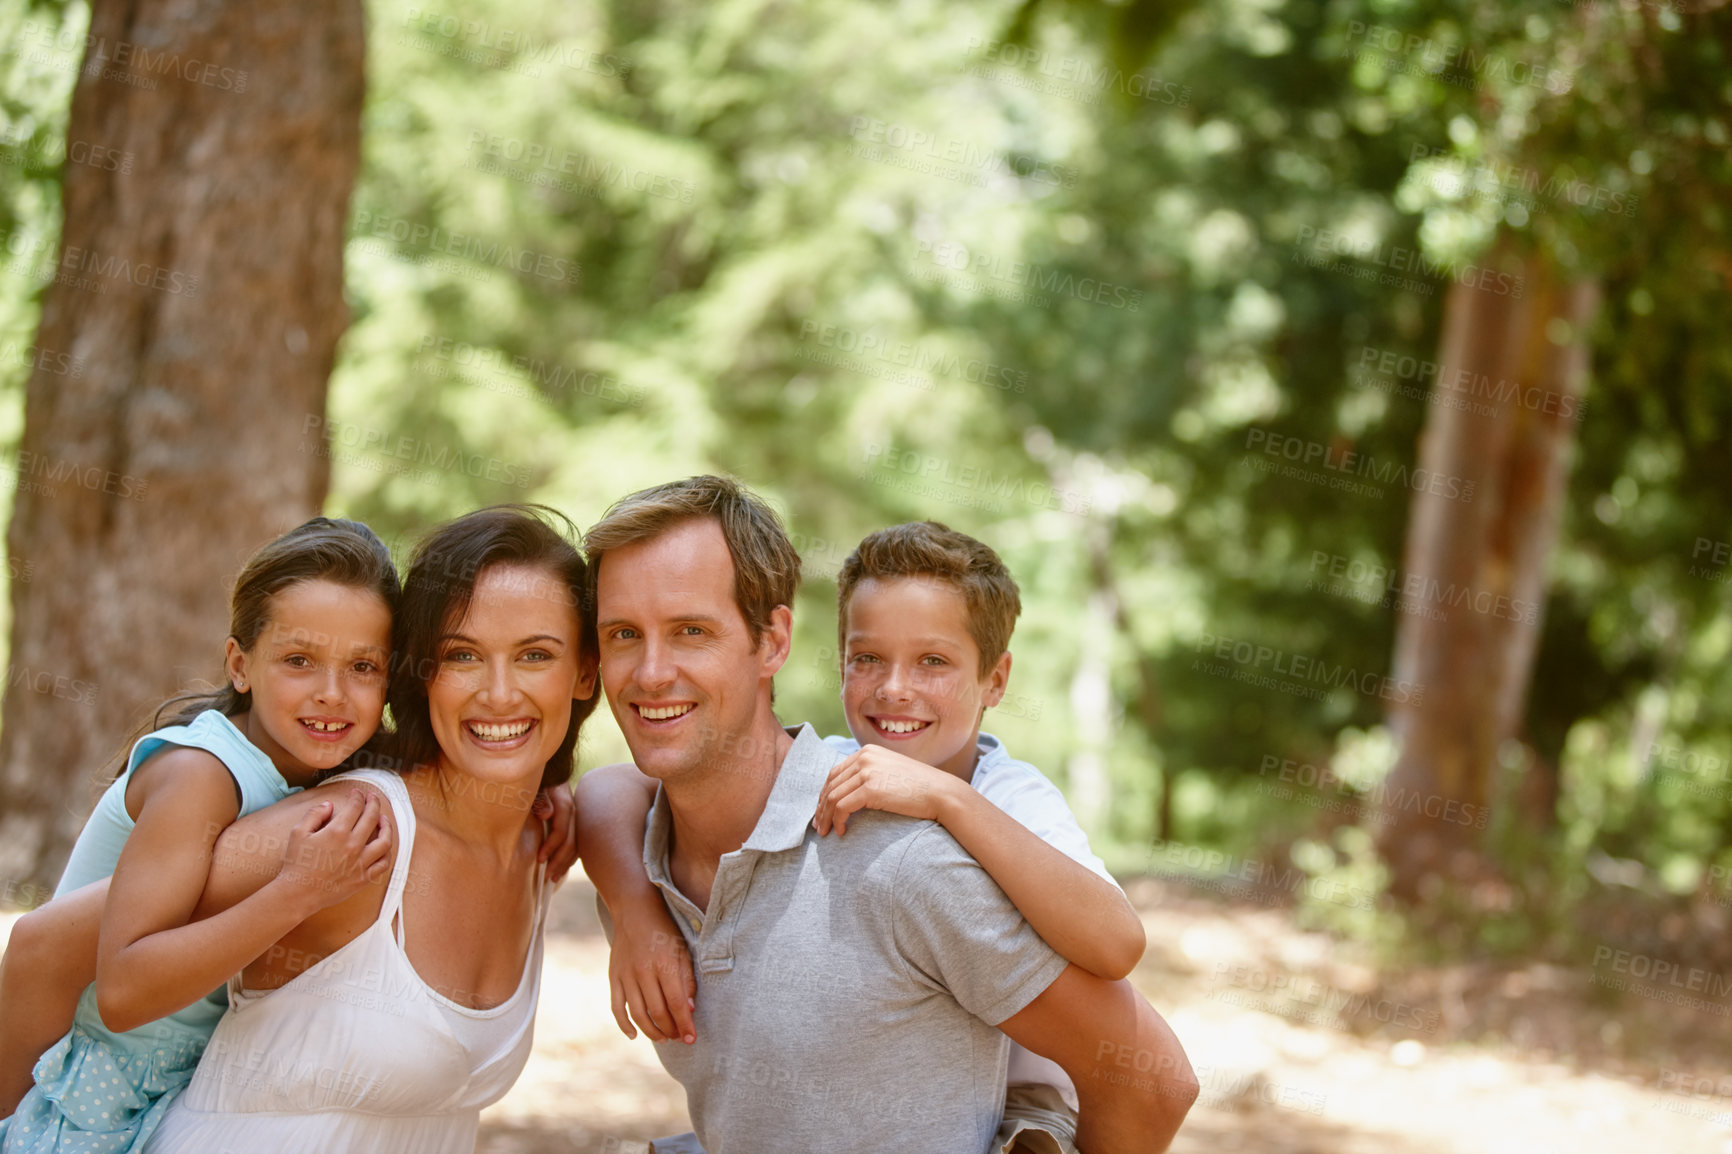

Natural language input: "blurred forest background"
[0,2,1730,1138]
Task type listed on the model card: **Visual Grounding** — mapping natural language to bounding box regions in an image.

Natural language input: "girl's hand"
[533,783,580,884]
[276,789,392,912]
[813,746,962,836]
[609,894,697,1045]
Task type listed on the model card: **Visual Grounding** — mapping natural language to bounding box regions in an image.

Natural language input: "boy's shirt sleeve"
[973,758,1122,890]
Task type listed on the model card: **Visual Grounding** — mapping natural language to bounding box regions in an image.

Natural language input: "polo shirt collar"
[743,723,830,853]
[641,723,831,882]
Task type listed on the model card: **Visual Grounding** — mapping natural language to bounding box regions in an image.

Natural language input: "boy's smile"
[841,576,1010,781]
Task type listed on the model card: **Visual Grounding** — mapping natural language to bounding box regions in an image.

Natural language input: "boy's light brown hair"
[583,474,801,645]
[836,521,1022,677]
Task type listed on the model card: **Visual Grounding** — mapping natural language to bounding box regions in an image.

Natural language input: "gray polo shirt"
[636,724,1069,1154]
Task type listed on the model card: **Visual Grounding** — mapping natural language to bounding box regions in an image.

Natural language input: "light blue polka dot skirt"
[0,986,218,1153]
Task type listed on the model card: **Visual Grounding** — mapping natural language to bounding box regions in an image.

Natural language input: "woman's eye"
[522,649,552,662]
[353,661,379,675]
[285,654,311,668]
[443,650,477,663]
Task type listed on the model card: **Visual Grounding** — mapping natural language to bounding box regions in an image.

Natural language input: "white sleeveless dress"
[141,768,550,1154]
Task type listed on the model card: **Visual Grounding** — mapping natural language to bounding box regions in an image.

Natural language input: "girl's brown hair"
[154,516,401,729]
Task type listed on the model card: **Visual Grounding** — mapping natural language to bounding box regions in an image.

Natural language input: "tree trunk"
[1377,241,1597,901]
[0,0,365,894]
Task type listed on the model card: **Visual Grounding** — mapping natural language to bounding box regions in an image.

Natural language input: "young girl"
[0,516,400,1153]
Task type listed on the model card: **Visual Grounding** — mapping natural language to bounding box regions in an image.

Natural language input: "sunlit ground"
[4,878,1727,1154]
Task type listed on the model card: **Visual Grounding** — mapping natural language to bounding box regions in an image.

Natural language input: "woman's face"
[426,563,596,794]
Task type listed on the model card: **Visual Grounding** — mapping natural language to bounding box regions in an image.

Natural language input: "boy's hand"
[814,745,963,836]
[609,895,698,1045]
[276,788,392,913]
[533,783,580,885]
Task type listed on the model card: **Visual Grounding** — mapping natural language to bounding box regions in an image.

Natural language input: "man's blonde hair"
[585,475,801,644]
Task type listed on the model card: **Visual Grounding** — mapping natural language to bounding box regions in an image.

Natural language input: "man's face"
[596,517,780,784]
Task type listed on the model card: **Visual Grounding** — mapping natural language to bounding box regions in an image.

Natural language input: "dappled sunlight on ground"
[5,876,1729,1153]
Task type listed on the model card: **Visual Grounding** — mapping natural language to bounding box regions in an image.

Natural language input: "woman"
[142,505,600,1153]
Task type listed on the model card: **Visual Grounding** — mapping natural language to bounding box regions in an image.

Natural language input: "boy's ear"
[980,650,1012,710]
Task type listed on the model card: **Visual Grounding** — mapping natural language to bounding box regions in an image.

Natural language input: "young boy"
[595,521,1146,1154]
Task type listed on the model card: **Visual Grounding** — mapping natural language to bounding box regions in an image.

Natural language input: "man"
[576,476,1196,1154]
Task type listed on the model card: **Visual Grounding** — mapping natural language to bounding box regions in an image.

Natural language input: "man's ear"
[759,604,794,678]
[980,650,1012,710]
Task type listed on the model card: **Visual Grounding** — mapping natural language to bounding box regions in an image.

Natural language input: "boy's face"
[841,576,1010,781]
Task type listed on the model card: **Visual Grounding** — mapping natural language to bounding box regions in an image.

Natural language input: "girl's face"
[426,563,596,796]
[226,579,392,785]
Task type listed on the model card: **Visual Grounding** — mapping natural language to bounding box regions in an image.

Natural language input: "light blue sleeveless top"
[0,710,298,1154]
[57,710,292,895]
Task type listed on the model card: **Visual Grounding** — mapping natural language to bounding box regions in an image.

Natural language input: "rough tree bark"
[0,0,365,893]
[1377,241,1598,901]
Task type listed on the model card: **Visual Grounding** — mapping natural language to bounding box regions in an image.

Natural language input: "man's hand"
[813,745,965,836]
[609,894,698,1045]
[999,965,1198,1153]
[534,782,581,884]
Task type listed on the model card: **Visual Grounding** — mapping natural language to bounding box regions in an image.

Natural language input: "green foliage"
[0,0,1727,937]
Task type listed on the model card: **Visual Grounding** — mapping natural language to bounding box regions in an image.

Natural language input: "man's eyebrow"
[598,614,728,629]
